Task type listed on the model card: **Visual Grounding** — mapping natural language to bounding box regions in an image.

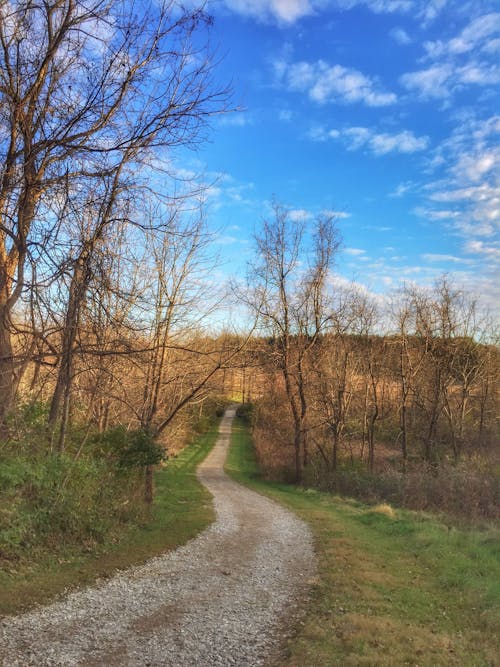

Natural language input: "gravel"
[0,407,316,666]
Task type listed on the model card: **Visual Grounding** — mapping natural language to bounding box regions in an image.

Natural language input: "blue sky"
[180,0,499,318]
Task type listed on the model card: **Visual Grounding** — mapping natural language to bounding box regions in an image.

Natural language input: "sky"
[180,0,500,321]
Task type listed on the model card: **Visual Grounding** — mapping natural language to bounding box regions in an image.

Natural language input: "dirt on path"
[0,407,316,666]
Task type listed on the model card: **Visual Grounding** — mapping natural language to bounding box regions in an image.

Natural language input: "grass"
[0,425,217,616]
[226,416,500,667]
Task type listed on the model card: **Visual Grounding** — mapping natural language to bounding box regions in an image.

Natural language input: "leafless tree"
[246,200,340,483]
[0,0,228,427]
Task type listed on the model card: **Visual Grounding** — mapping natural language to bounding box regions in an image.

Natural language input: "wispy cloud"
[416,113,499,262]
[421,253,464,263]
[213,0,415,24]
[218,112,254,127]
[464,239,500,259]
[218,0,316,24]
[322,209,351,219]
[390,27,412,44]
[423,13,500,58]
[390,181,415,197]
[194,0,450,25]
[334,0,412,13]
[309,125,429,155]
[401,12,500,99]
[345,247,366,255]
[275,59,397,106]
[289,208,312,221]
[418,0,448,26]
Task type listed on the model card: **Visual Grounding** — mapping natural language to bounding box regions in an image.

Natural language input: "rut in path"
[0,407,316,667]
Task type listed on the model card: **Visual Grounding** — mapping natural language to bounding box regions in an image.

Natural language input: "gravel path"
[0,407,316,666]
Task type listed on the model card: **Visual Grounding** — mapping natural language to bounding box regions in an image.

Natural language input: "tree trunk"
[0,303,15,431]
[48,257,87,450]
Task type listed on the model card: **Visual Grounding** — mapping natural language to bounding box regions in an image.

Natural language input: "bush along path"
[0,407,315,666]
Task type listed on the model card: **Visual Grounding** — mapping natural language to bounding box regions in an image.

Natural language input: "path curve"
[0,407,316,666]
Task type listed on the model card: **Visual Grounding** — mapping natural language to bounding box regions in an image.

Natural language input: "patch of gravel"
[0,407,316,666]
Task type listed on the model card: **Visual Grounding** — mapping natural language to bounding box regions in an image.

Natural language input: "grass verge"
[0,426,217,616]
[226,416,500,667]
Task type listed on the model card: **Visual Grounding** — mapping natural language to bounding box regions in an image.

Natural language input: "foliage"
[188,394,229,435]
[0,452,142,562]
[235,402,255,425]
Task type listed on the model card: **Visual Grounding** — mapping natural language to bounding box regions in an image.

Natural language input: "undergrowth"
[0,406,220,615]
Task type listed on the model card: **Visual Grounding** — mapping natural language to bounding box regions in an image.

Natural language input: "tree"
[247,201,340,483]
[0,0,227,427]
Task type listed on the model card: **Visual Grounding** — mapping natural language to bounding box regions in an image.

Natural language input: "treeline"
[241,203,499,519]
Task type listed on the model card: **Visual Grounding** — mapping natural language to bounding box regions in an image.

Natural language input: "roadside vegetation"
[227,412,500,666]
[0,421,218,616]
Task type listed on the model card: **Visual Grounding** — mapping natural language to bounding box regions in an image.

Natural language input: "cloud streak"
[401,12,500,99]
[310,125,429,155]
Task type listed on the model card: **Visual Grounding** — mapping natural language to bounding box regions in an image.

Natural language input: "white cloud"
[219,0,416,24]
[218,112,254,127]
[421,253,464,263]
[402,13,500,99]
[322,209,352,219]
[289,208,312,221]
[464,239,500,259]
[334,0,412,12]
[424,13,500,58]
[414,207,461,220]
[310,125,429,155]
[389,181,415,197]
[390,27,412,45]
[402,61,500,98]
[418,0,448,26]
[452,149,498,182]
[221,0,316,24]
[400,63,454,98]
[345,247,366,255]
[276,59,397,106]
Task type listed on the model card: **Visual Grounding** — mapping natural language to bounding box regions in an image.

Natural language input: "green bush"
[236,402,254,425]
[0,448,144,562]
[190,394,229,434]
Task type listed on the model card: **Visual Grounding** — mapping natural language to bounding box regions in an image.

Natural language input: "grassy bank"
[0,425,217,616]
[226,416,500,667]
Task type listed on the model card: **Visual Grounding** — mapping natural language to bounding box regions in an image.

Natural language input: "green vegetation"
[227,415,500,666]
[0,425,217,616]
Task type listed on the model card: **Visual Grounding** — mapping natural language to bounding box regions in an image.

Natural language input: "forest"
[0,0,498,569]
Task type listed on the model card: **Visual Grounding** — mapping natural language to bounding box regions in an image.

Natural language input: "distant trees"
[249,272,498,501]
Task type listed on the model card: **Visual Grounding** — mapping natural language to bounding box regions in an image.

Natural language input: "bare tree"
[0,0,227,427]
[247,201,340,483]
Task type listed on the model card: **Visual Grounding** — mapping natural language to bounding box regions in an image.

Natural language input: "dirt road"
[0,407,315,666]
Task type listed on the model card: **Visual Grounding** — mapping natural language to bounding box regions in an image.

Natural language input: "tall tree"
[247,201,340,483]
[0,0,226,426]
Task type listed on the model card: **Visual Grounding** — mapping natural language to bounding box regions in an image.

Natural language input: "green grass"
[0,425,217,616]
[226,416,500,667]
